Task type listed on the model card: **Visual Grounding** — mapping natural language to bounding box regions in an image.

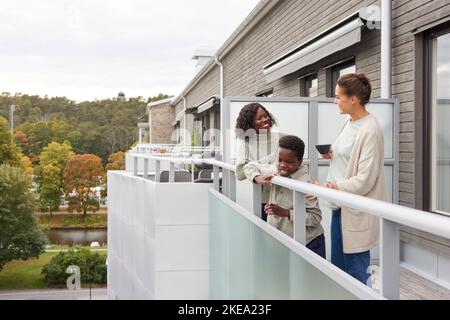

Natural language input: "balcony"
[107,97,450,300]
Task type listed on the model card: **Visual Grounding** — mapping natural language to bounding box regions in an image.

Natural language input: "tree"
[20,155,34,175]
[63,154,105,215]
[14,130,29,154]
[38,142,74,213]
[105,151,125,171]
[40,164,62,215]
[39,141,74,171]
[0,164,47,271]
[0,116,21,166]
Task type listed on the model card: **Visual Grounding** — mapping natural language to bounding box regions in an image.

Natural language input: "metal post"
[138,127,142,144]
[133,156,138,176]
[191,159,195,182]
[169,162,175,183]
[222,169,229,197]
[155,160,161,182]
[381,0,392,99]
[143,158,149,179]
[380,218,400,299]
[252,184,262,218]
[229,171,236,202]
[213,165,220,191]
[293,191,306,245]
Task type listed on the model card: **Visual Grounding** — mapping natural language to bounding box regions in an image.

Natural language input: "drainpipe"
[381,0,392,99]
[214,55,224,155]
[182,96,187,146]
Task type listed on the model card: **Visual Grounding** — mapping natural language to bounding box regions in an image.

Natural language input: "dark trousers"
[307,234,326,259]
[261,203,268,222]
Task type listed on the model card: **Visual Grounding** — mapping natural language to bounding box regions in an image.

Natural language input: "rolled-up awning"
[263,13,365,83]
[196,96,219,114]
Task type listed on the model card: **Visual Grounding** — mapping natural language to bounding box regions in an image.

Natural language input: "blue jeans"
[331,209,371,286]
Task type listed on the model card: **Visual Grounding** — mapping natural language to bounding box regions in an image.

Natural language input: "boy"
[244,135,325,258]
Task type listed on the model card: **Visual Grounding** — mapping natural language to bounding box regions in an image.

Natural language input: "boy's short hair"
[279,135,305,160]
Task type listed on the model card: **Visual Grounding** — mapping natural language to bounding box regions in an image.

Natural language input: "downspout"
[214,55,224,154]
[182,96,187,146]
[381,0,392,99]
[380,0,399,301]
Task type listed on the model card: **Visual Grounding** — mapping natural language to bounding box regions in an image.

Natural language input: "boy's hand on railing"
[321,150,333,160]
[306,177,320,202]
[265,203,290,218]
[254,174,275,186]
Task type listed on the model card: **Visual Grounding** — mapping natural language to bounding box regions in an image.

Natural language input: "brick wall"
[149,103,175,144]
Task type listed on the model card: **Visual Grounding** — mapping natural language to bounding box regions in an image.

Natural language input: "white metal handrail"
[127,153,450,300]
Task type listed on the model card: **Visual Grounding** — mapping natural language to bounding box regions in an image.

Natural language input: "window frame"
[423,22,450,216]
[299,73,318,97]
[329,60,356,97]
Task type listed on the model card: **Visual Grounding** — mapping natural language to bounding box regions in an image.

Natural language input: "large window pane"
[431,32,450,215]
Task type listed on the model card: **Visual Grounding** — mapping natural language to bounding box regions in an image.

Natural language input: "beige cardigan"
[334,114,388,254]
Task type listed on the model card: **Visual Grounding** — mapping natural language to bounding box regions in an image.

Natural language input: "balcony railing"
[124,152,450,300]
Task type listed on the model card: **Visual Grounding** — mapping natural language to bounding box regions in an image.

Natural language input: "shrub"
[41,249,107,286]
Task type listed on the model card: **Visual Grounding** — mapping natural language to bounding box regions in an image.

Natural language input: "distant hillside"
[0,92,170,163]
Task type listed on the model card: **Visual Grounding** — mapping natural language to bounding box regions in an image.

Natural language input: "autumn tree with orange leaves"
[63,154,105,215]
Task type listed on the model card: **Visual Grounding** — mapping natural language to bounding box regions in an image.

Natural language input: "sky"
[0,0,260,102]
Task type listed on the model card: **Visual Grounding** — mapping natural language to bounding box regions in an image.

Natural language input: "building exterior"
[146,97,175,144]
[156,0,450,285]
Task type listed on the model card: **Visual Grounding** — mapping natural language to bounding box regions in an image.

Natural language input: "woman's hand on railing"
[253,174,275,186]
[264,202,290,218]
[324,182,339,190]
[321,150,333,160]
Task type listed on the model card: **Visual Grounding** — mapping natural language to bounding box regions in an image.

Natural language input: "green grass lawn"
[0,248,108,290]
[0,252,58,290]
[37,214,107,228]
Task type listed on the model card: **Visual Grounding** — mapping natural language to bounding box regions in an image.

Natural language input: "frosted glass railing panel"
[317,102,394,159]
[366,103,394,159]
[209,190,359,300]
[228,101,309,161]
[317,103,348,147]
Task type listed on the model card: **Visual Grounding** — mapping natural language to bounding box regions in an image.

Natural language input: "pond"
[47,229,108,246]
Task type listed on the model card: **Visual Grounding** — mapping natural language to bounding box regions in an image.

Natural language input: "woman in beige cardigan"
[319,73,388,285]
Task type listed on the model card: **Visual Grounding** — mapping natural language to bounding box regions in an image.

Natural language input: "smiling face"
[252,107,271,132]
[334,85,358,115]
[278,147,302,177]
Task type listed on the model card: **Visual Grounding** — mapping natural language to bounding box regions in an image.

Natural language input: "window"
[428,28,450,215]
[300,74,318,97]
[330,61,356,97]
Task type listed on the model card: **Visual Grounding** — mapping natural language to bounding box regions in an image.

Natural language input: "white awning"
[263,14,365,83]
[197,96,219,114]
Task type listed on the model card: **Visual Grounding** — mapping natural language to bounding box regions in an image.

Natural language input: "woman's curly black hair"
[235,103,276,131]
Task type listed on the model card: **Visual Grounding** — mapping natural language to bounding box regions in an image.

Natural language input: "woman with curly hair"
[235,102,284,221]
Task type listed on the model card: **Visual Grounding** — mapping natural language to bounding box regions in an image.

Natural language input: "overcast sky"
[0,0,260,102]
